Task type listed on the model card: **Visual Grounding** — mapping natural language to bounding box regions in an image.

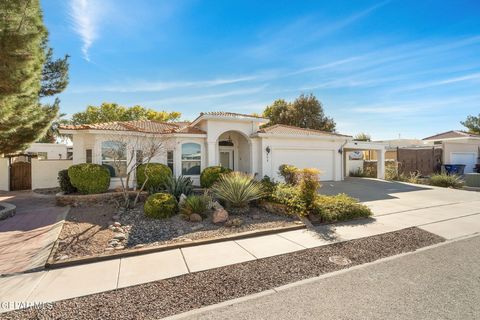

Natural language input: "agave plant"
[211,172,265,210]
[180,194,210,217]
[163,175,194,200]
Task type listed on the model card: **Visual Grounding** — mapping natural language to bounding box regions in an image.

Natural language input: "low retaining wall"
[0,202,16,220]
[56,191,148,207]
[0,158,9,191]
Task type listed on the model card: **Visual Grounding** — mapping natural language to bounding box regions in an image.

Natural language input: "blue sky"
[41,0,480,139]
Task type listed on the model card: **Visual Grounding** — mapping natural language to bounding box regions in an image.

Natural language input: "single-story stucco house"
[423,130,480,173]
[59,112,386,187]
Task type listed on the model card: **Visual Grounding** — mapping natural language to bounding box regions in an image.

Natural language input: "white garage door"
[450,152,477,173]
[273,149,334,181]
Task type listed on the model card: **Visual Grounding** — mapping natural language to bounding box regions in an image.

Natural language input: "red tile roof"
[257,124,351,138]
[423,130,480,140]
[60,120,206,135]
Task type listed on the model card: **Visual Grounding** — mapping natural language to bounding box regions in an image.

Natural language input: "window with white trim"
[101,141,127,177]
[167,150,174,173]
[181,143,201,175]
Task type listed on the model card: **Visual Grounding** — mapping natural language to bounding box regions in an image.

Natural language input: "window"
[181,143,201,175]
[167,150,174,173]
[136,150,143,166]
[86,149,92,163]
[101,141,127,177]
[37,152,48,160]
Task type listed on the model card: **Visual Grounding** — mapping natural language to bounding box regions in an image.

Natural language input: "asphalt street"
[176,235,480,320]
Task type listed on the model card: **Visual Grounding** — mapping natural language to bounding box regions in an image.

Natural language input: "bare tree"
[102,133,167,209]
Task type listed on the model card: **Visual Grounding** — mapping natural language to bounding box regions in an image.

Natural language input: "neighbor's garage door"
[273,148,334,181]
[450,152,477,173]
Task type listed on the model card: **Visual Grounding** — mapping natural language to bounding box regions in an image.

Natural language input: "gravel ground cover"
[4,227,444,320]
[53,205,299,262]
[122,206,298,247]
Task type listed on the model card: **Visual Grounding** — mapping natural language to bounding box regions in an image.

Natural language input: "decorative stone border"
[56,191,148,207]
[0,202,16,220]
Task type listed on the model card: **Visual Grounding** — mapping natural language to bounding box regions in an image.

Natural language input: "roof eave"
[254,132,352,141]
[190,114,268,127]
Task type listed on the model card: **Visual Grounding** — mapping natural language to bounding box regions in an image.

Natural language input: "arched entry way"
[217,131,251,173]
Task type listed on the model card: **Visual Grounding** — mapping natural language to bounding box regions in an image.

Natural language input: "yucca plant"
[211,172,265,212]
[163,175,194,200]
[180,194,209,217]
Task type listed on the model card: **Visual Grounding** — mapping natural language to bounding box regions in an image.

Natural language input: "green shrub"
[313,194,372,222]
[144,193,177,219]
[200,166,232,188]
[429,173,464,188]
[58,169,77,194]
[278,164,299,185]
[211,172,265,209]
[260,175,277,200]
[298,168,321,210]
[162,175,193,200]
[271,183,306,216]
[137,163,172,191]
[180,194,209,217]
[385,165,400,181]
[68,164,110,194]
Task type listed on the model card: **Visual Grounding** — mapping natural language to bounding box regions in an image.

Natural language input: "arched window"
[181,143,201,175]
[101,141,127,177]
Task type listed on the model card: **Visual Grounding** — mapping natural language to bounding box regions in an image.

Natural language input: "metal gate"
[10,161,32,190]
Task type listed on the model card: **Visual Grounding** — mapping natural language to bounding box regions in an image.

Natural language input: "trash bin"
[442,164,466,175]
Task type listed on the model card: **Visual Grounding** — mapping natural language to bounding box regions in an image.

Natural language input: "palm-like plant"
[180,194,209,217]
[211,172,265,211]
[163,175,193,200]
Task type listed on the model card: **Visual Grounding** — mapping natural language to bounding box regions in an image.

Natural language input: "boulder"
[212,201,224,210]
[113,233,126,241]
[189,213,202,222]
[212,208,228,224]
[178,194,187,208]
[113,222,121,227]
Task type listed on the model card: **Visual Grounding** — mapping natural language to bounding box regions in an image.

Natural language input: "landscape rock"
[115,245,125,250]
[178,194,187,208]
[190,223,204,231]
[113,233,126,241]
[57,255,69,261]
[113,222,121,227]
[225,218,243,228]
[189,213,202,222]
[112,227,123,233]
[212,208,229,224]
[134,244,145,249]
[212,201,224,210]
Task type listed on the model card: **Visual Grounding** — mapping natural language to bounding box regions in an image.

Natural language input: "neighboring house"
[59,112,386,187]
[423,130,480,173]
[25,143,72,160]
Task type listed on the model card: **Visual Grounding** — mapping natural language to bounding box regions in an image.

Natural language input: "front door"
[219,149,234,170]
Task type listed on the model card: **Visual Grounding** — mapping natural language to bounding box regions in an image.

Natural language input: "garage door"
[272,149,334,181]
[450,152,477,173]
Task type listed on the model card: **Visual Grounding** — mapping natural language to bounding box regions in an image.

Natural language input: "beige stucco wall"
[31,159,72,189]
[260,137,345,181]
[0,158,9,191]
[25,143,69,160]
[443,141,480,164]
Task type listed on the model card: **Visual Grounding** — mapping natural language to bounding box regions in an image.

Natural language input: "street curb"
[163,233,480,320]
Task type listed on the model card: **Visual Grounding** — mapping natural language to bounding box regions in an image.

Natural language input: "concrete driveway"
[320,178,480,239]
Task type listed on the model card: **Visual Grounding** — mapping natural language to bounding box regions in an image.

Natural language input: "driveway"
[320,178,480,239]
[0,191,68,275]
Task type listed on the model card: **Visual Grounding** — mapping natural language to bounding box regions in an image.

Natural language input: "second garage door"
[272,148,335,181]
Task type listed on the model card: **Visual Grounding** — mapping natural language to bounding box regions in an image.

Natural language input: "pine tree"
[0,0,69,154]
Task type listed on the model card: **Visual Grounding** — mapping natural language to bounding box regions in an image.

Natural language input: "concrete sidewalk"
[1,197,480,313]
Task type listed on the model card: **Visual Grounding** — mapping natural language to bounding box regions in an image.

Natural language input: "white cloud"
[69,0,105,61]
